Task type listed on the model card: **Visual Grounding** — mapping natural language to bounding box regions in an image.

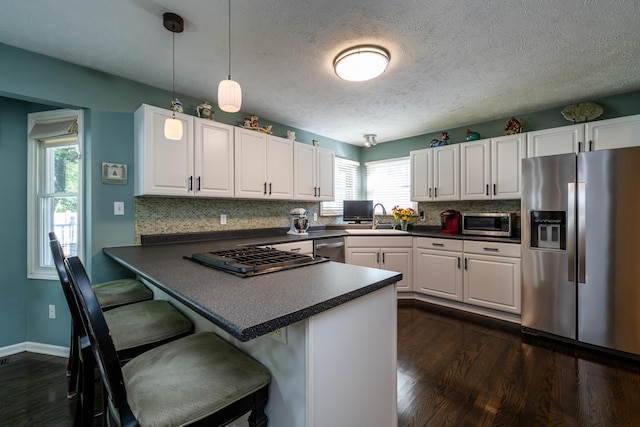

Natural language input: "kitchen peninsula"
[104,237,400,427]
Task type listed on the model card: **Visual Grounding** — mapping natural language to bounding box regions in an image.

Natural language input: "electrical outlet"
[114,201,124,216]
[268,327,287,344]
[313,212,318,221]
[220,214,227,225]
[49,304,56,319]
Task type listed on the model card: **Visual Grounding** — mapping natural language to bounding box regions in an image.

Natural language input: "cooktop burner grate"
[187,246,328,277]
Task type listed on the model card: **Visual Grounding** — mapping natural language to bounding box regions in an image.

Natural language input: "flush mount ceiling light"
[218,0,242,113]
[334,46,390,82]
[163,12,184,141]
[364,134,378,147]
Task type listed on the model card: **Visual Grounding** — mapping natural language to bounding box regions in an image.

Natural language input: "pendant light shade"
[164,116,183,140]
[334,46,390,82]
[218,0,242,113]
[218,79,242,113]
[163,12,184,140]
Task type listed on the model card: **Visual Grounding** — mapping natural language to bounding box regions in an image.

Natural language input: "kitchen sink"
[345,229,409,234]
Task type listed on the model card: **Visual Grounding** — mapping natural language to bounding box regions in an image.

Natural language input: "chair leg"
[75,344,96,427]
[67,325,79,398]
[248,386,269,427]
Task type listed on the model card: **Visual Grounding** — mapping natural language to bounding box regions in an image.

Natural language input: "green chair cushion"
[122,332,271,426]
[93,278,153,309]
[104,300,192,351]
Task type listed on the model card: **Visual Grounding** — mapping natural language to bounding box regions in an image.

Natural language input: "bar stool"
[66,255,271,427]
[49,238,193,426]
[49,232,153,397]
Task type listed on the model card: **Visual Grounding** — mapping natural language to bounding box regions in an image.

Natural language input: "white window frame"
[321,157,360,216]
[365,156,416,213]
[27,109,84,280]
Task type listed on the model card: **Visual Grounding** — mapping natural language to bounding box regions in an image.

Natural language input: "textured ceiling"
[1,0,639,145]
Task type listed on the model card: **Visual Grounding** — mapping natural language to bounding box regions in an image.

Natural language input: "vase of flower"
[392,206,416,231]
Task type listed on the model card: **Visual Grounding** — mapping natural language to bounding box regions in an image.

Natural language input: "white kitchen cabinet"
[586,114,640,151]
[462,241,521,314]
[293,142,335,201]
[134,104,234,198]
[345,236,413,292]
[234,128,293,199]
[410,144,459,202]
[414,237,463,301]
[460,135,525,200]
[527,124,584,157]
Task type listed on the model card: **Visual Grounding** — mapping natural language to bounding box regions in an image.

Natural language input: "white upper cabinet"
[586,114,640,151]
[527,124,584,157]
[293,142,335,201]
[234,128,293,199]
[410,145,459,202]
[460,135,525,200]
[135,104,234,198]
[194,119,235,198]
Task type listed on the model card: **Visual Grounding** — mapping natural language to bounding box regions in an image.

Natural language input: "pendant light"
[218,0,242,113]
[163,12,184,140]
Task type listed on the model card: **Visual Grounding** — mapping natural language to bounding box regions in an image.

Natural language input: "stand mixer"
[287,208,310,236]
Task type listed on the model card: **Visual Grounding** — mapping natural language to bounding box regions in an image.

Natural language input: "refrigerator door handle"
[567,182,576,282]
[578,182,587,284]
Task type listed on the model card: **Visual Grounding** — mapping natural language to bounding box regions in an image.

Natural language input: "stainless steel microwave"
[462,212,516,237]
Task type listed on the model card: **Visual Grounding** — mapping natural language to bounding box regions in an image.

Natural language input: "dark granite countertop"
[104,239,401,342]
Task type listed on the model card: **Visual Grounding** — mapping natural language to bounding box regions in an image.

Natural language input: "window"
[366,157,416,212]
[321,157,360,216]
[27,109,83,279]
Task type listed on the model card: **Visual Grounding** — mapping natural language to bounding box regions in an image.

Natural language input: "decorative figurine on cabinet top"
[504,117,523,135]
[429,131,449,147]
[466,128,481,141]
[171,98,183,113]
[196,101,214,120]
[561,102,603,123]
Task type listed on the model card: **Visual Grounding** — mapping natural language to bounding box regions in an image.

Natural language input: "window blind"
[321,157,360,216]
[366,157,416,212]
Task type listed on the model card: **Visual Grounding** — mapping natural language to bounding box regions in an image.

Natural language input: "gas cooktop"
[186,246,329,277]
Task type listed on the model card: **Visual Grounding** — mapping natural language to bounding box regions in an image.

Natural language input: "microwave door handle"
[577,183,586,284]
[567,183,575,282]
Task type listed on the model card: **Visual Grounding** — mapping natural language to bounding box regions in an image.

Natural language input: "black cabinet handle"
[196,177,201,191]
[263,182,267,195]
[269,183,272,195]
[493,184,496,195]
[464,258,468,270]
[434,188,438,197]
[317,187,320,197]
[457,257,461,269]
[429,188,432,198]
[188,176,193,191]
[486,184,489,196]
[377,252,380,264]
[589,140,593,151]
[432,243,444,247]
[483,247,500,252]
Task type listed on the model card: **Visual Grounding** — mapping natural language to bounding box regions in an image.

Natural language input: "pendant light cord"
[172,30,176,117]
[227,0,232,80]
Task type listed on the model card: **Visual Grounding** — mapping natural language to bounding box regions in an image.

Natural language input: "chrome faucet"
[372,203,387,229]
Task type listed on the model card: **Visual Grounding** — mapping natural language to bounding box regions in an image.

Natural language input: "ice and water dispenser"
[530,211,566,250]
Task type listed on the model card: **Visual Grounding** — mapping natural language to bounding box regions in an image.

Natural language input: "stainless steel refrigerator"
[521,147,640,357]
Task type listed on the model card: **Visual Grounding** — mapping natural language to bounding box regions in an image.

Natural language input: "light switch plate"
[220,214,227,225]
[114,201,124,215]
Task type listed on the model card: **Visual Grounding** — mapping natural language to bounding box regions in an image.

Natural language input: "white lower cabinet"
[462,241,521,314]
[414,238,463,301]
[414,237,521,316]
[345,236,413,292]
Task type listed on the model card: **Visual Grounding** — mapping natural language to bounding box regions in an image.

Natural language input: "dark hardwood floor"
[2,302,640,426]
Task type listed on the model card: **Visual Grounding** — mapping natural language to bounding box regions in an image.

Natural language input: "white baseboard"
[0,342,69,358]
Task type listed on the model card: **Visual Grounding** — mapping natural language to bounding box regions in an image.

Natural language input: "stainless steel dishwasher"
[314,237,345,263]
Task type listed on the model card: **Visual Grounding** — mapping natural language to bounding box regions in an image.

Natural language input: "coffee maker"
[287,208,310,236]
[440,210,461,234]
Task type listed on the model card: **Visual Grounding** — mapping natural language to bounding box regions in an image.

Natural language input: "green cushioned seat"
[93,278,153,309]
[122,332,271,427]
[104,300,193,352]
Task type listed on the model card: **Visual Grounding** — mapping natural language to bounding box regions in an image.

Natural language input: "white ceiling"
[1,0,639,146]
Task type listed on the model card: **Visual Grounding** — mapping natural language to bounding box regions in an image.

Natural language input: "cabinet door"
[293,142,317,200]
[586,114,640,151]
[415,249,463,301]
[410,149,432,201]
[463,254,521,314]
[460,139,491,200]
[194,119,234,198]
[433,144,460,201]
[316,147,335,201]
[234,128,267,198]
[345,248,380,269]
[527,124,583,157]
[491,134,525,199]
[266,135,293,199]
[135,104,193,196]
[381,248,412,292]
